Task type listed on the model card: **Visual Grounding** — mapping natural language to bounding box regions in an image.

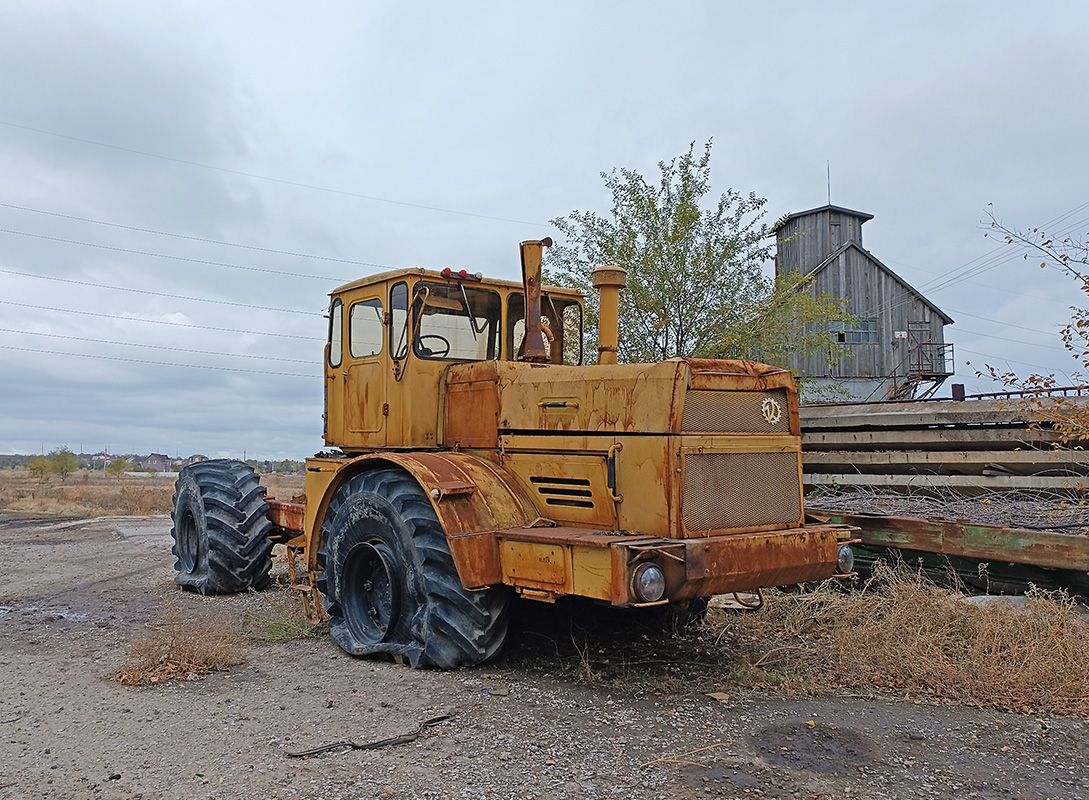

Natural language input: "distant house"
[136,453,172,472]
[774,204,954,401]
[182,454,208,466]
[90,453,113,468]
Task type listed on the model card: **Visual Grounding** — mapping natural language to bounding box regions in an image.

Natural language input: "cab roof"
[331,267,585,298]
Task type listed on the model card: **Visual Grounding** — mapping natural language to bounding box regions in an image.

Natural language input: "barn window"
[831,319,877,344]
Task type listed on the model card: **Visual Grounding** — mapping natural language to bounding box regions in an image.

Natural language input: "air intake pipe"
[591,265,627,365]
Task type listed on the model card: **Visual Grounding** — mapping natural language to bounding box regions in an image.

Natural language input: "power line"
[0,118,546,227]
[943,307,1068,336]
[0,201,396,268]
[0,299,323,341]
[0,344,312,378]
[954,327,1068,349]
[0,268,321,316]
[0,227,350,283]
[0,327,312,364]
[959,347,1079,377]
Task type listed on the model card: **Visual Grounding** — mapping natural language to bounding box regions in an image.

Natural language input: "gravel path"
[1,512,1087,800]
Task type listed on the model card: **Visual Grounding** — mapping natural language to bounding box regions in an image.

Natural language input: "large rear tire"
[171,459,274,595]
[316,467,510,669]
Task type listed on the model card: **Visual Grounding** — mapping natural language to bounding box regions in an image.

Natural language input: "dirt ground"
[2,511,1088,800]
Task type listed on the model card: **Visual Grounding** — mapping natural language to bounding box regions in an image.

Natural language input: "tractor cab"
[323,256,584,451]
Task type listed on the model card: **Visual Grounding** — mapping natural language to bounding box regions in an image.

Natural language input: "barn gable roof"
[773,203,874,231]
[809,241,954,325]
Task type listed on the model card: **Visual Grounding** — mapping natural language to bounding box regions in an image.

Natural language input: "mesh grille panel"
[682,451,801,531]
[682,389,791,433]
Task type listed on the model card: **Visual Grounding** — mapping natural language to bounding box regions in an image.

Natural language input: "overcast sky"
[1,1,1086,461]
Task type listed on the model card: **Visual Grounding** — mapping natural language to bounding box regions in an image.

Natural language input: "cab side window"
[390,282,409,360]
[328,299,343,368]
[349,298,384,358]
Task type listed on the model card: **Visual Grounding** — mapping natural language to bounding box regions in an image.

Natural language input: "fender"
[306,451,538,589]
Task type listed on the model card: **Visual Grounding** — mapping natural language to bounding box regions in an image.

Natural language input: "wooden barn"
[774,204,954,400]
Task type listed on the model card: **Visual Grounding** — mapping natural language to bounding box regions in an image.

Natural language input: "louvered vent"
[682,389,791,433]
[683,451,801,531]
[529,476,594,509]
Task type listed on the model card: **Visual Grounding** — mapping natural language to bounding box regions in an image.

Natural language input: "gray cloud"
[1,0,1086,459]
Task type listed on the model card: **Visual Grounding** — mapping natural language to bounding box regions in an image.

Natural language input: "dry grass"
[115,568,322,687]
[708,563,1089,716]
[115,603,246,685]
[0,468,174,517]
[509,564,1089,717]
[241,568,327,644]
[0,468,305,518]
[261,473,305,502]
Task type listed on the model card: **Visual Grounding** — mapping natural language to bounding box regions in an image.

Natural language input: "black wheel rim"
[342,540,400,644]
[177,507,198,572]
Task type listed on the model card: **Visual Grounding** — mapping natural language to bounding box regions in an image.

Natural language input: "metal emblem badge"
[761,397,783,425]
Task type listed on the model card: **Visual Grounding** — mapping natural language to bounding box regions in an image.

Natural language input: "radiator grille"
[682,389,791,433]
[682,451,802,531]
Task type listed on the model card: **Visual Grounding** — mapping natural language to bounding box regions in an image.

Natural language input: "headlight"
[837,544,855,574]
[632,563,666,602]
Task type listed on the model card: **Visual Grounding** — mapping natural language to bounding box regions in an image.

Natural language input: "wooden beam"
[810,511,1089,572]
[803,428,1062,450]
[803,449,1089,476]
[805,473,1089,491]
[801,397,1089,430]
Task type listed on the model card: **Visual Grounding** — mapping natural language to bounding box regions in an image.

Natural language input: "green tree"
[28,455,51,482]
[547,140,852,365]
[49,447,79,482]
[106,457,133,478]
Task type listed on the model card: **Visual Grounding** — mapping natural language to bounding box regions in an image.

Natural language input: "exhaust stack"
[518,238,552,363]
[592,265,627,365]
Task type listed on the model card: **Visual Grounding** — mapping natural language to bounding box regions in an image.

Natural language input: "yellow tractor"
[170,238,855,668]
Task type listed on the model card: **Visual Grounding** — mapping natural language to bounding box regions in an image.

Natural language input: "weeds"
[710,562,1089,716]
[507,563,1089,718]
[0,469,173,517]
[115,603,246,685]
[242,576,326,645]
[0,468,304,518]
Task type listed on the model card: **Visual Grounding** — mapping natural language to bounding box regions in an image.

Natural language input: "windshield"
[411,281,501,361]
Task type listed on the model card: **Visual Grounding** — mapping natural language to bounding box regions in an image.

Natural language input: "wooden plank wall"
[801,398,1089,493]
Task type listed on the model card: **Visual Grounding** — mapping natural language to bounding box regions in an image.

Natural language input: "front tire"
[316,467,510,669]
[171,460,274,595]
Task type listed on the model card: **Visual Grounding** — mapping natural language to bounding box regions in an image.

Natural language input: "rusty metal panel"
[303,451,538,586]
[680,524,846,597]
[266,498,305,533]
[443,366,500,449]
[813,511,1089,572]
[490,360,687,434]
[501,434,674,538]
[502,453,617,528]
[446,531,502,588]
[303,457,342,553]
[501,540,569,589]
[569,544,614,600]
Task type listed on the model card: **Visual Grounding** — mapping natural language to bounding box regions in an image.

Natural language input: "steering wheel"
[416,334,451,358]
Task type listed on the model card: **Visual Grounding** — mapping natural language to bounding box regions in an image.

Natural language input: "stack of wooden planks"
[801,397,1089,493]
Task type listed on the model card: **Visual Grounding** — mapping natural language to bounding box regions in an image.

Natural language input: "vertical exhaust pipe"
[592,265,627,365]
[519,238,552,363]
